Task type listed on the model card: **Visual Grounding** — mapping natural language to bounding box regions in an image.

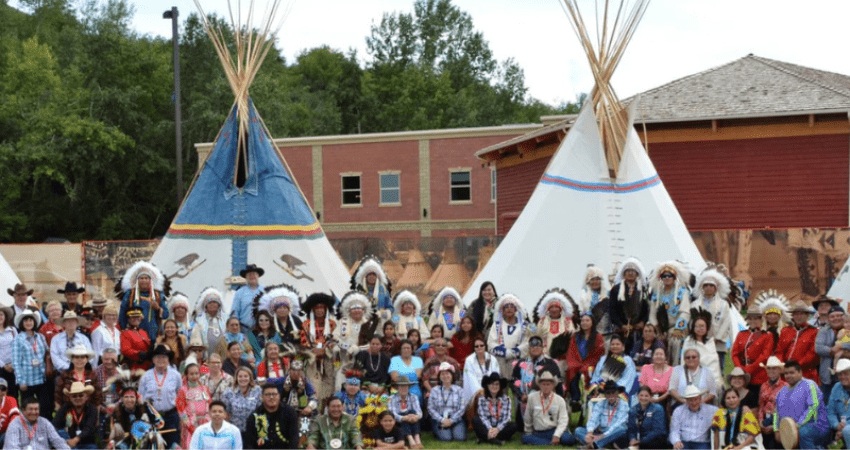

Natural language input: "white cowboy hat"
[762,356,784,368]
[682,385,703,399]
[14,309,42,329]
[65,343,95,359]
[836,359,850,374]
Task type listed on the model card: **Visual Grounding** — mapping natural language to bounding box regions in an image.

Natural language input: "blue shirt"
[12,332,48,386]
[587,398,629,439]
[231,284,263,328]
[628,402,667,443]
[139,367,182,412]
[828,383,850,429]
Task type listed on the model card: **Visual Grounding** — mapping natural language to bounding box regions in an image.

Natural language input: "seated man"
[333,377,366,418]
[281,360,319,420]
[775,360,829,450]
[3,397,69,450]
[53,382,98,449]
[520,371,576,446]
[669,385,718,450]
[306,397,364,450]
[829,359,850,449]
[575,383,629,449]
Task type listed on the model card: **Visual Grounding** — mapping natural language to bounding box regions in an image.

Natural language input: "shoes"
[490,439,504,445]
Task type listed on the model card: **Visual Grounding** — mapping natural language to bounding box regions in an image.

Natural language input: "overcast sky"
[11,0,850,106]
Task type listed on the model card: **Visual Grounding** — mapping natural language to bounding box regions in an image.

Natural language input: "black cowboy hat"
[57,282,86,294]
[481,372,508,390]
[149,344,175,362]
[239,264,265,277]
[302,292,335,312]
[812,296,840,310]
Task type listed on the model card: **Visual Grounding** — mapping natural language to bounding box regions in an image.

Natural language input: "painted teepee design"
[151,1,349,307]
[462,0,705,311]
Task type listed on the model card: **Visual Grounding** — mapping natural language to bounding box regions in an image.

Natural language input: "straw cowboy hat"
[762,356,784,368]
[393,375,416,386]
[7,283,33,296]
[14,309,42,329]
[726,367,752,385]
[63,381,95,396]
[187,335,206,351]
[683,385,703,399]
[537,371,559,384]
[65,343,95,359]
[789,300,815,314]
[60,311,80,323]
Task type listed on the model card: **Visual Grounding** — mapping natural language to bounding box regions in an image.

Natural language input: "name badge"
[31,358,40,366]
[646,412,653,417]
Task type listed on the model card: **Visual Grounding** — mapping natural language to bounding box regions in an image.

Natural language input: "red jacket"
[566,332,605,386]
[0,396,18,433]
[776,324,819,383]
[732,329,774,385]
[121,328,151,371]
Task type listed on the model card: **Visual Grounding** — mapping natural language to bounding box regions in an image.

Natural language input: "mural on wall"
[83,240,159,301]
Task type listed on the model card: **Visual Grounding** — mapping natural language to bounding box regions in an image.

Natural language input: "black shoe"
[490,439,504,446]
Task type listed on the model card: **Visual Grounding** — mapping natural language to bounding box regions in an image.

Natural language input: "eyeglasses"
[684,355,699,360]
[660,274,674,279]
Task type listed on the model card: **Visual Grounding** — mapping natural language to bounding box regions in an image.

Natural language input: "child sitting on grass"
[372,411,407,449]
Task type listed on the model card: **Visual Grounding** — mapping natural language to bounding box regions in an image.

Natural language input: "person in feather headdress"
[487,294,530,378]
[107,366,165,450]
[754,290,790,350]
[117,261,169,342]
[533,288,576,362]
[427,287,466,340]
[167,293,193,340]
[333,291,378,390]
[391,291,429,339]
[589,334,637,401]
[692,268,734,366]
[578,265,610,314]
[648,261,692,365]
[190,287,228,361]
[608,258,649,344]
[351,255,393,312]
[258,284,303,358]
[300,292,337,405]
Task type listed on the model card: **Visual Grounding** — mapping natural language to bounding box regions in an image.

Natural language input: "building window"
[341,174,361,206]
[379,172,401,205]
[450,169,471,203]
[490,167,497,202]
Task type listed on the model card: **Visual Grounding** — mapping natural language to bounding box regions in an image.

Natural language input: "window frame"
[449,168,472,204]
[340,172,362,207]
[378,171,402,207]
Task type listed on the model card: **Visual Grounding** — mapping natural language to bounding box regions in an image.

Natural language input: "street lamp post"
[163,6,183,205]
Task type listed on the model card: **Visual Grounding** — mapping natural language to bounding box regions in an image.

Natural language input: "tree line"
[0,0,581,243]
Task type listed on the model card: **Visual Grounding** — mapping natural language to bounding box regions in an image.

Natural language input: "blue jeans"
[574,426,629,449]
[57,430,99,449]
[682,441,711,449]
[398,409,421,438]
[799,422,829,449]
[842,425,850,449]
[521,429,576,446]
[431,419,466,441]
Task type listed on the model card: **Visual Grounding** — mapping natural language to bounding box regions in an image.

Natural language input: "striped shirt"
[669,403,718,444]
[12,332,48,386]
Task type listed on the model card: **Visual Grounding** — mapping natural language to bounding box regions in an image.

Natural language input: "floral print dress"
[176,382,211,449]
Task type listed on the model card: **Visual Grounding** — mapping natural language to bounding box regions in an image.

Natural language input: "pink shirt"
[639,364,673,395]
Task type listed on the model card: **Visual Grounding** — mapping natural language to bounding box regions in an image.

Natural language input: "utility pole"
[163,7,183,204]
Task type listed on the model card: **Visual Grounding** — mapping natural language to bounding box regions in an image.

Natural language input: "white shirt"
[91,325,121,358]
[189,419,242,450]
[50,332,95,371]
[0,327,18,367]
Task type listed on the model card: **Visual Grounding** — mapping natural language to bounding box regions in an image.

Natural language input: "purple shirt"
[774,378,829,433]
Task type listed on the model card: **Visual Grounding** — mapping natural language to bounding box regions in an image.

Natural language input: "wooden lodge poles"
[559,0,650,178]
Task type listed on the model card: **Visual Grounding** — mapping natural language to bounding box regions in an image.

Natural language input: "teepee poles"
[559,0,650,178]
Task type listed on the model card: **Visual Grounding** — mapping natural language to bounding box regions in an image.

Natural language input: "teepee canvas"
[0,253,21,307]
[828,259,850,304]
[463,0,705,311]
[152,1,349,305]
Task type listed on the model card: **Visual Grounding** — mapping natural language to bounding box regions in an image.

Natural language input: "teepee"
[0,253,21,307]
[152,0,349,306]
[462,0,705,311]
[424,246,471,295]
[828,257,850,304]
[396,249,433,291]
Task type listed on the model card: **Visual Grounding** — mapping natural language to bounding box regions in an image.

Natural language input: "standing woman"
[13,310,51,418]
[39,300,64,345]
[177,363,211,449]
[200,352,232,401]
[487,294,530,377]
[450,317,480,371]
[638,347,672,406]
[157,319,188,368]
[382,321,401,356]
[91,302,121,363]
[264,285,303,358]
[473,373,517,445]
[630,323,664,370]
[427,362,466,442]
[427,287,466,340]
[468,282,498,337]
[565,312,605,402]
[392,291,429,340]
[462,337,500,406]
[681,311,723,395]
[389,339,424,406]
[222,366,262,445]
[647,261,691,365]
[299,292,337,405]
[0,307,18,400]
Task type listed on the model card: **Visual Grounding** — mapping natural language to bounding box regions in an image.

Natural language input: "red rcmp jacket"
[732,329,774,385]
[776,324,820,383]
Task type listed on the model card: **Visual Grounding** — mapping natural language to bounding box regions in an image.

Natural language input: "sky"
[10,0,850,106]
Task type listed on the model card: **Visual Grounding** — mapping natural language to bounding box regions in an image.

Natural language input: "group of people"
[1,254,850,449]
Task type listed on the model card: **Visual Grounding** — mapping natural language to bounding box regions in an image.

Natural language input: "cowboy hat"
[393,375,416,386]
[762,356,784,368]
[239,264,265,277]
[682,385,703,399]
[745,309,762,318]
[790,300,815,314]
[57,282,86,294]
[481,372,508,390]
[65,343,95,359]
[726,367,752,385]
[63,381,95,396]
[7,283,33,297]
[60,311,80,323]
[14,309,42,329]
[836,359,850,374]
[536,371,559,383]
[812,296,840,310]
[90,296,109,307]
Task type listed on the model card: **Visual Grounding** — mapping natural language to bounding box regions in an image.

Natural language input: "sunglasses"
[660,274,674,279]
[0,387,7,391]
